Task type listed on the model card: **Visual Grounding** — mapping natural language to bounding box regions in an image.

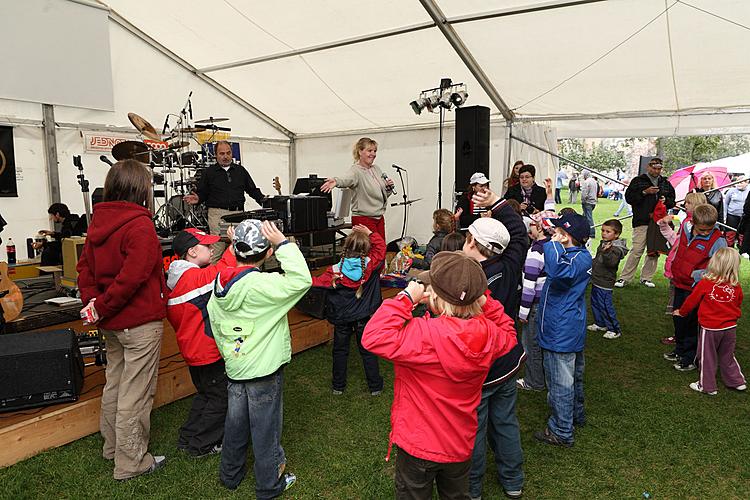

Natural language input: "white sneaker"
[640,279,656,288]
[741,253,750,260]
[734,384,747,391]
[614,279,626,288]
[587,324,607,332]
[603,331,621,339]
[689,381,717,395]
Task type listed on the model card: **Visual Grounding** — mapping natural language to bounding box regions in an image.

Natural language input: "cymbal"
[127,112,161,141]
[174,126,206,134]
[195,117,229,124]
[112,141,149,161]
[167,141,190,150]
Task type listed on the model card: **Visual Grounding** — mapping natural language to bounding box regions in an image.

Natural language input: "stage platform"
[0,308,334,468]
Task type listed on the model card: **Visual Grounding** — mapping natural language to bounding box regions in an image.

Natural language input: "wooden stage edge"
[0,308,337,468]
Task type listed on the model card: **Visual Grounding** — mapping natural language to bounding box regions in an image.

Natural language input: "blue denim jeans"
[581,202,596,238]
[590,285,620,333]
[521,304,545,390]
[469,377,525,498]
[220,369,288,499]
[542,350,585,444]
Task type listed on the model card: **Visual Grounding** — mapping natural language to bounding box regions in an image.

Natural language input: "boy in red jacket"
[362,251,517,499]
[166,227,236,457]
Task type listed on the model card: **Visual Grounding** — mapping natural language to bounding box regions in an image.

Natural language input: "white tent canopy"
[1,0,750,255]
[101,0,750,137]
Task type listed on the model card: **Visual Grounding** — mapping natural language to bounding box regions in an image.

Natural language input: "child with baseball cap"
[207,219,312,496]
[166,227,236,457]
[362,251,517,499]
[534,212,592,448]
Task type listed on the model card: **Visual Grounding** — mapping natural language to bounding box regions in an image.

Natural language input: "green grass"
[2,198,749,499]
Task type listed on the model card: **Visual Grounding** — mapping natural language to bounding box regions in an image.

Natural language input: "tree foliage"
[656,135,750,174]
[558,139,628,173]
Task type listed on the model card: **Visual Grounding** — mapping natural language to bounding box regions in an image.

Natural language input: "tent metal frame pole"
[42,104,61,205]
[288,137,297,187]
[510,133,626,187]
[198,22,435,74]
[504,121,513,181]
[517,106,750,122]
[448,0,607,24]
[419,0,515,121]
[106,8,296,140]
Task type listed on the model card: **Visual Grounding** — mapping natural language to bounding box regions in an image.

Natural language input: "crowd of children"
[149,159,746,499]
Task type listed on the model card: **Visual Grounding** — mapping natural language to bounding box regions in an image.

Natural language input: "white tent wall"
[510,123,559,183]
[295,122,508,245]
[0,19,290,262]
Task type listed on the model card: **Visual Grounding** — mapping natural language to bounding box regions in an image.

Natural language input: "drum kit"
[108,109,232,236]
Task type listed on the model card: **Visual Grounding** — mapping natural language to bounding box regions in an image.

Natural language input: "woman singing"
[77,160,168,481]
[321,137,394,241]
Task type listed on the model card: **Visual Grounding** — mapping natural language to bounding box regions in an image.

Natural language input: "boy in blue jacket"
[534,213,593,448]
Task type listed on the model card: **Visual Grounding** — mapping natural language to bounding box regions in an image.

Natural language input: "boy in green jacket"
[208,219,312,498]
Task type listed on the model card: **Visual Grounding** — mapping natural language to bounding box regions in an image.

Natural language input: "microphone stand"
[394,168,409,239]
[73,155,92,225]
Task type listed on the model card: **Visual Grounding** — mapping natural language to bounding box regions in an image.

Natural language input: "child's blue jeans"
[590,285,620,333]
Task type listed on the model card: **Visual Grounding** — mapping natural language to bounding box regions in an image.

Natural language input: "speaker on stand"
[455,106,490,193]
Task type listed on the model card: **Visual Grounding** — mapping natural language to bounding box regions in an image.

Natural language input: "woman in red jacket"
[362,251,517,499]
[77,159,168,481]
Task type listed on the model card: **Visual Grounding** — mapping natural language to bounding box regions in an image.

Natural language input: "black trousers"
[395,446,471,500]
[673,287,699,366]
[332,318,383,393]
[178,358,229,455]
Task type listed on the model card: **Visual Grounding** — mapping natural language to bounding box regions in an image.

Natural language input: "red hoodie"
[77,201,167,330]
[166,248,236,366]
[362,292,517,463]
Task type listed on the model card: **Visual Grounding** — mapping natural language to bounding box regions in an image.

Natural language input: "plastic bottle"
[6,238,16,265]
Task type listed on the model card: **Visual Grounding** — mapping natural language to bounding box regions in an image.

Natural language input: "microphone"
[162,115,170,134]
[100,155,113,166]
[188,91,193,120]
[382,172,397,195]
[392,163,406,172]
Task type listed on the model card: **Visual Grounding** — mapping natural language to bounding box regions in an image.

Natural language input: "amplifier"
[264,196,328,233]
[0,329,84,412]
[219,209,283,235]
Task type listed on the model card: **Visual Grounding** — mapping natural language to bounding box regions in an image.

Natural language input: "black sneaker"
[674,362,697,372]
[663,351,679,362]
[533,427,572,448]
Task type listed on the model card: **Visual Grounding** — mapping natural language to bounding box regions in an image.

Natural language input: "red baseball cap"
[172,228,220,256]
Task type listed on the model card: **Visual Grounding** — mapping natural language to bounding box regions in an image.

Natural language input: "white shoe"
[734,384,747,391]
[742,253,750,260]
[603,331,621,339]
[614,279,626,288]
[640,279,656,288]
[689,381,717,395]
[587,324,607,332]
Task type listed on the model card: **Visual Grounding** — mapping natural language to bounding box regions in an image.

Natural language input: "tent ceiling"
[100,0,750,136]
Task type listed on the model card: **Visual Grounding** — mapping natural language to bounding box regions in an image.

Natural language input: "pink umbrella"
[669,164,731,201]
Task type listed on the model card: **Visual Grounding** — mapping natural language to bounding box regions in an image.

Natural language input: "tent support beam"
[42,104,61,205]
[418,0,515,121]
[448,0,608,25]
[106,8,296,140]
[288,137,297,187]
[197,22,435,74]
[517,106,750,122]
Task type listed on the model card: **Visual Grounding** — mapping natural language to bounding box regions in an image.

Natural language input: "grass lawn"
[2,197,749,499]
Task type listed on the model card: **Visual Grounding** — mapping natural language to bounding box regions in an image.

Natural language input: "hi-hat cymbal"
[112,141,149,161]
[174,126,207,134]
[167,141,190,150]
[127,112,161,141]
[195,117,229,124]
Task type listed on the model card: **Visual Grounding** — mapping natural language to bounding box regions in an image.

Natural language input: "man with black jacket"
[35,203,88,265]
[185,141,265,263]
[464,191,529,500]
[616,158,675,288]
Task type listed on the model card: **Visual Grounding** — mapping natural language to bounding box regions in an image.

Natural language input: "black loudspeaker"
[0,329,84,412]
[638,156,657,176]
[91,187,104,206]
[455,105,490,191]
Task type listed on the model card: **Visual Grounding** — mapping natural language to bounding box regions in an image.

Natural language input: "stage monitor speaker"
[91,187,104,206]
[0,329,84,413]
[455,105,490,191]
[638,156,657,176]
